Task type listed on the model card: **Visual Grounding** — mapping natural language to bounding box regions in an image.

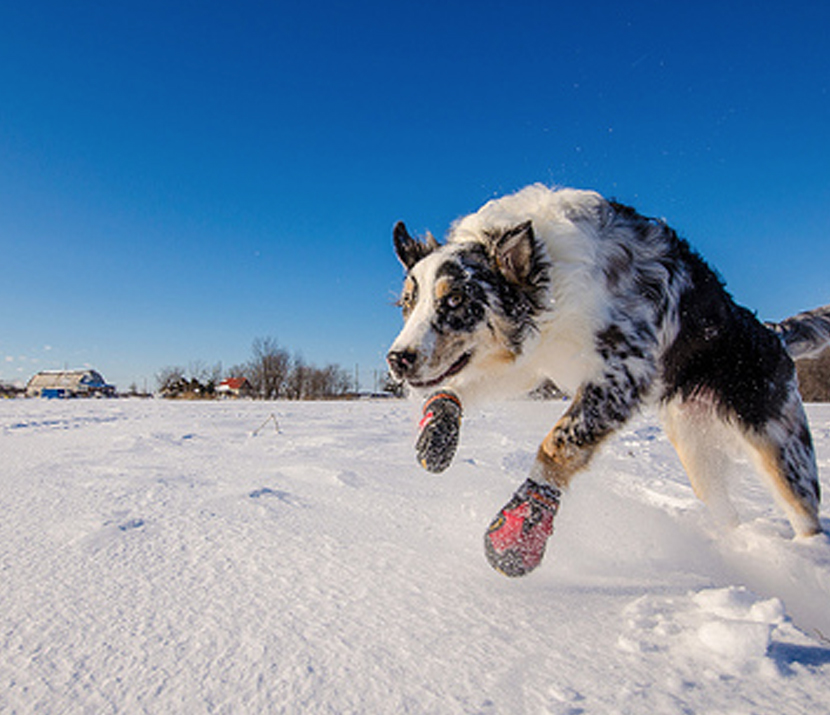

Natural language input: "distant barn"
[26,369,115,398]
[215,376,254,399]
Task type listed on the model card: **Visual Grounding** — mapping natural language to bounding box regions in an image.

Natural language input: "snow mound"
[621,586,787,670]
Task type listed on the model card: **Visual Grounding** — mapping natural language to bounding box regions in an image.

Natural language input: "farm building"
[26,369,115,398]
[215,376,254,399]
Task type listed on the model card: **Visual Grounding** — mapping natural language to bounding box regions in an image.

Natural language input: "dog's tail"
[765,304,830,359]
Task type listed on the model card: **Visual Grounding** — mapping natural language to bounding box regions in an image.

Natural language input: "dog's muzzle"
[387,349,472,388]
[387,349,418,381]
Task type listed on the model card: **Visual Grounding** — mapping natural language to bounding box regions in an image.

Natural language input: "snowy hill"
[2,398,829,713]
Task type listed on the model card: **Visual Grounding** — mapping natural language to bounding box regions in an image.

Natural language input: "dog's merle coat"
[388,185,827,538]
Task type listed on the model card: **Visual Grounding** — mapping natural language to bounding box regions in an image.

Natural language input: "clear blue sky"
[1,0,828,391]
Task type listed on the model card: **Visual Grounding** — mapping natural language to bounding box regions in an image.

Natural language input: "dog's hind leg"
[739,393,822,537]
[661,397,740,529]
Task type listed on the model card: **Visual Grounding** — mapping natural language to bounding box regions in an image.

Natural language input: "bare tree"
[188,360,210,385]
[285,353,308,400]
[249,337,291,399]
[225,363,250,380]
[322,364,352,397]
[156,365,186,394]
[156,340,358,401]
[306,365,327,400]
[187,360,223,396]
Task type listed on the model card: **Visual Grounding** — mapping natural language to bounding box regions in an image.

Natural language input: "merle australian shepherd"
[388,184,829,568]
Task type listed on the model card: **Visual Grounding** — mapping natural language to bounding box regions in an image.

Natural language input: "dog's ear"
[393,221,438,270]
[493,221,536,285]
[424,230,440,252]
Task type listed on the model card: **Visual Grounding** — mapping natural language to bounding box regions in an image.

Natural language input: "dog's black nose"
[387,349,418,378]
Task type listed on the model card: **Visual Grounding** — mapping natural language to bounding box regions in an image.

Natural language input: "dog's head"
[387,220,549,392]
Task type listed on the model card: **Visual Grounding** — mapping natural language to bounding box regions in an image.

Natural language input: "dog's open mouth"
[408,352,472,389]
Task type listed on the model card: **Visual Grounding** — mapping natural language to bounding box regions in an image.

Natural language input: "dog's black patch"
[596,325,647,362]
[660,252,794,429]
[483,223,550,313]
[444,228,550,352]
[433,259,488,334]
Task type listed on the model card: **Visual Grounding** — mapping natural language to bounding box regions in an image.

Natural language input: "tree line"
[156,337,369,400]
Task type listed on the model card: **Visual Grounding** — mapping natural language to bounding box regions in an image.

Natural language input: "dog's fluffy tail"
[765,304,830,359]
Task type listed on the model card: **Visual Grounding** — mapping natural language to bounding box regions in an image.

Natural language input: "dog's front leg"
[531,379,637,489]
[485,366,650,577]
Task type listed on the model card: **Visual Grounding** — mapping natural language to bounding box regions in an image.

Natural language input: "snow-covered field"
[2,397,829,714]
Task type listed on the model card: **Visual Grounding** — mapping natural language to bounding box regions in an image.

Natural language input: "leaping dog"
[388,184,828,576]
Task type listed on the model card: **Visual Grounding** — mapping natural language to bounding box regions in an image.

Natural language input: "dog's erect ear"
[424,230,440,252]
[393,221,439,270]
[493,221,536,285]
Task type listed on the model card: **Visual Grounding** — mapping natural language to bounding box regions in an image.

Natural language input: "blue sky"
[1,1,828,391]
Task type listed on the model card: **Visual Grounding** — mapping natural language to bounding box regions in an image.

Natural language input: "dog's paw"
[484,479,560,577]
[415,391,462,473]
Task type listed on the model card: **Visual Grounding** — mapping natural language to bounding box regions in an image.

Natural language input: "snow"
[1,398,829,714]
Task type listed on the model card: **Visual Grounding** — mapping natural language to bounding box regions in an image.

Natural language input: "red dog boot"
[484,479,561,577]
[415,391,462,473]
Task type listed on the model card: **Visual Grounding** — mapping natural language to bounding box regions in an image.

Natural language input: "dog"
[388,184,828,575]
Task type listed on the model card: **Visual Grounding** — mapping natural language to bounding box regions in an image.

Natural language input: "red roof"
[220,377,249,390]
